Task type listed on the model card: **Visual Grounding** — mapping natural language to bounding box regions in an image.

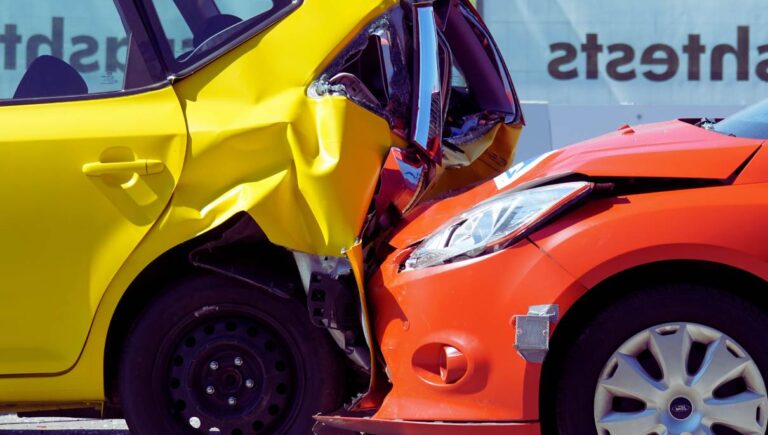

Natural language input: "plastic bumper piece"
[314,414,540,435]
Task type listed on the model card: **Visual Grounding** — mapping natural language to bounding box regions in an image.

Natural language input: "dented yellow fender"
[168,0,397,257]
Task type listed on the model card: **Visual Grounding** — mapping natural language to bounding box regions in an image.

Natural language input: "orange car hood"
[514,119,759,180]
[390,119,762,249]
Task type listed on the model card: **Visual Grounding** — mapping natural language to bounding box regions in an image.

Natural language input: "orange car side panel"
[370,241,586,422]
[531,183,768,293]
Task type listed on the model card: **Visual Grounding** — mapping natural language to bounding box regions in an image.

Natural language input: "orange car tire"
[544,283,768,434]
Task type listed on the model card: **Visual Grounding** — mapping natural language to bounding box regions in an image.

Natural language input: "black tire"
[546,284,768,434]
[119,274,345,435]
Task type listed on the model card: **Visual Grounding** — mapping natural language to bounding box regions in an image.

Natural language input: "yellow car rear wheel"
[118,274,345,434]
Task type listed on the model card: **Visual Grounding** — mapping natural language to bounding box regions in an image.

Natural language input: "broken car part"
[293,252,371,371]
[303,0,524,376]
[410,0,444,160]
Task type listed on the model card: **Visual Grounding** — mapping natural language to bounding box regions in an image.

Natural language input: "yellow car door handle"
[82,160,166,176]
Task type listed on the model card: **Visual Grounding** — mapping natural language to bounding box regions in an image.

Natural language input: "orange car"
[316,102,768,434]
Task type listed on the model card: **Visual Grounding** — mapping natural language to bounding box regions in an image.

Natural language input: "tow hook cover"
[513,304,559,363]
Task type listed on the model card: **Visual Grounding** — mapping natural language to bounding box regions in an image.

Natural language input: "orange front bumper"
[314,414,539,434]
[367,240,586,424]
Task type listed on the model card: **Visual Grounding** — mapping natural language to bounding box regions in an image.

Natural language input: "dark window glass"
[438,1,521,154]
[0,0,166,102]
[713,99,768,139]
[440,2,518,120]
[143,0,300,76]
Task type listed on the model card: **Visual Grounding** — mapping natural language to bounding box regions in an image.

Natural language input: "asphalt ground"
[0,415,128,434]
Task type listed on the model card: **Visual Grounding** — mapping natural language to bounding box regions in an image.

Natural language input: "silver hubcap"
[594,322,768,434]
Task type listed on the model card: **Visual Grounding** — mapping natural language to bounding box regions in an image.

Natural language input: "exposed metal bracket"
[513,304,559,363]
[293,252,371,372]
[527,304,559,322]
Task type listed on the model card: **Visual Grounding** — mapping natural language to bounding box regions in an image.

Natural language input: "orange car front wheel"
[549,284,768,435]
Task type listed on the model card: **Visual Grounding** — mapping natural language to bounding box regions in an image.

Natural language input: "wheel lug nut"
[245,379,254,389]
[205,385,215,395]
[228,396,237,406]
[234,357,243,366]
[209,361,219,370]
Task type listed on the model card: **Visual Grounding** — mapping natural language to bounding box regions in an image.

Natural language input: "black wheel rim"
[163,309,300,434]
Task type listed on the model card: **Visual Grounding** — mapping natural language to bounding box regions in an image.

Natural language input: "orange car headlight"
[404,181,593,270]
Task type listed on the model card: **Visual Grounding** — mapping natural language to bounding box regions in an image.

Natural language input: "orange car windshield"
[712,98,768,139]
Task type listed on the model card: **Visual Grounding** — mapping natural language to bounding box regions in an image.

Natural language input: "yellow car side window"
[151,0,195,58]
[142,0,301,75]
[0,0,166,103]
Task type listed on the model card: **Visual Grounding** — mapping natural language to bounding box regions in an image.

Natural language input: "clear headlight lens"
[404,181,593,270]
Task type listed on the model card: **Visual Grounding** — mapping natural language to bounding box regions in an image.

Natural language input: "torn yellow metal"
[428,124,522,197]
[345,242,384,401]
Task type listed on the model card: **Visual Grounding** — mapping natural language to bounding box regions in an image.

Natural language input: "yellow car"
[0,0,521,433]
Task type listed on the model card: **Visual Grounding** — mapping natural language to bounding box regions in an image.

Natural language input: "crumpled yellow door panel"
[427,123,522,197]
[166,90,391,256]
[166,0,397,257]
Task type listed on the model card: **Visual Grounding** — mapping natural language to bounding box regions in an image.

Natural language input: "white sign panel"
[482,0,768,106]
